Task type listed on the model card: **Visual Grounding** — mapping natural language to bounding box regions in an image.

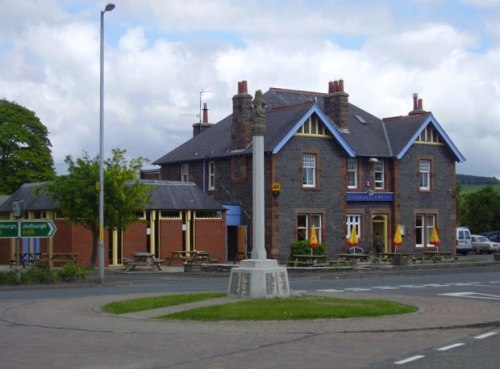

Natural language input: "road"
[1,263,499,369]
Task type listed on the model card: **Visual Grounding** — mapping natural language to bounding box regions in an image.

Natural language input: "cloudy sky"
[1,0,500,178]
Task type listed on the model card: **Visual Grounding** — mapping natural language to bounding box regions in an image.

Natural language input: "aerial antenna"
[199,89,212,123]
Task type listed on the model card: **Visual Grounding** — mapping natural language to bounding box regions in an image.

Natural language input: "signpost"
[20,220,57,238]
[0,221,19,238]
[0,220,56,238]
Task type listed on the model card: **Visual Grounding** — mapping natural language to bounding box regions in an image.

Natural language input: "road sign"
[0,221,19,238]
[20,220,57,238]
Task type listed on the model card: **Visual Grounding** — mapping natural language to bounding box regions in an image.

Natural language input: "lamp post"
[98,3,115,284]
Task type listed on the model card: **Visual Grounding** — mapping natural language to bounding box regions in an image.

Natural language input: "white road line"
[439,292,500,301]
[394,355,425,365]
[372,286,399,290]
[474,332,498,340]
[398,285,425,288]
[316,289,344,293]
[436,343,465,351]
[344,288,372,292]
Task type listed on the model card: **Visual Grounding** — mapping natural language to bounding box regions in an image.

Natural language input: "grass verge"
[102,293,417,320]
[157,295,417,321]
[102,292,226,314]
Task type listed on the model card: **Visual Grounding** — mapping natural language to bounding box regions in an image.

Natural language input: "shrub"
[289,240,326,259]
[0,271,16,285]
[21,267,57,284]
[57,263,88,281]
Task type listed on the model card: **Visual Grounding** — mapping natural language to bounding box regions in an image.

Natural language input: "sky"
[1,0,500,178]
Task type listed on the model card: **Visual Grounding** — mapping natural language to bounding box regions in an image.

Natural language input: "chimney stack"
[324,79,349,132]
[409,93,427,115]
[192,102,214,137]
[231,80,253,150]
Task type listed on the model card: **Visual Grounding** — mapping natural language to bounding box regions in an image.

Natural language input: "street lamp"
[98,3,115,284]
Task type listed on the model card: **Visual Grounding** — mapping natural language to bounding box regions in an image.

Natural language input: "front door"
[372,215,387,253]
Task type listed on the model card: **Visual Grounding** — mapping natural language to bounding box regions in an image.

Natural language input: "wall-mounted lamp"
[272,182,281,197]
[369,157,378,163]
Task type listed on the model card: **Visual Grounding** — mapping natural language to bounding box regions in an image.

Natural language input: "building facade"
[154,80,465,263]
[0,181,227,267]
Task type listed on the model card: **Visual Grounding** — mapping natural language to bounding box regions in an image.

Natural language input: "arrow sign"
[20,220,57,238]
[0,221,19,238]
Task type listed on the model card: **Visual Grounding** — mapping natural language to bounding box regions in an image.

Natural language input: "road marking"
[437,343,464,351]
[398,284,425,288]
[316,289,344,293]
[344,288,372,292]
[394,355,425,365]
[372,286,399,290]
[439,292,500,301]
[474,332,498,340]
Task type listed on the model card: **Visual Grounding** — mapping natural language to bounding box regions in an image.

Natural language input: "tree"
[0,99,56,194]
[460,186,500,233]
[47,149,151,267]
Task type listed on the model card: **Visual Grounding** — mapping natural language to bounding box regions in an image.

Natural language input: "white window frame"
[346,214,361,238]
[181,163,189,182]
[374,161,384,189]
[302,154,316,188]
[347,159,358,189]
[208,161,215,190]
[297,213,322,243]
[415,214,436,248]
[419,159,431,191]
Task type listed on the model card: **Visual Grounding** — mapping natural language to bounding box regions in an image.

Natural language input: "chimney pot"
[328,81,334,94]
[418,98,423,111]
[202,102,208,123]
[333,80,339,93]
[338,79,344,92]
[413,93,418,110]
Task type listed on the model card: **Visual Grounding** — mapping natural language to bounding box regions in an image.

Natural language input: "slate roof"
[0,181,224,213]
[153,87,465,165]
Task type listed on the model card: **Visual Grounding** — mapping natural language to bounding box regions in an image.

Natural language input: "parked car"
[481,231,500,243]
[456,227,472,255]
[471,235,500,254]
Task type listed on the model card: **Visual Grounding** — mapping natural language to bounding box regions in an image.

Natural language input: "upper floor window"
[297,213,322,243]
[181,163,189,182]
[302,154,316,188]
[374,161,384,189]
[419,159,431,191]
[347,159,358,189]
[208,161,215,190]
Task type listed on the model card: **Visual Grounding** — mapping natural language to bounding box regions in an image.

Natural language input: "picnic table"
[168,250,214,265]
[123,252,163,271]
[336,253,372,265]
[378,252,411,265]
[41,252,78,267]
[421,250,455,263]
[288,254,328,267]
[9,252,42,268]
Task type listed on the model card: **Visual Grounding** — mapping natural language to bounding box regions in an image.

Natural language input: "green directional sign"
[0,221,19,238]
[20,220,57,238]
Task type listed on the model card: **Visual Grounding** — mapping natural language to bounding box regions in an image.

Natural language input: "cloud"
[1,0,500,179]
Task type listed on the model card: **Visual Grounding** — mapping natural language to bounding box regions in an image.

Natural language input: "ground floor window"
[346,214,361,239]
[415,214,436,247]
[297,213,322,243]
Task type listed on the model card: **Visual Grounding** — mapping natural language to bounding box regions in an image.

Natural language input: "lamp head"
[104,3,115,12]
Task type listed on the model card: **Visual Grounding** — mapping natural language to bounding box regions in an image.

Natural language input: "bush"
[289,240,326,259]
[57,263,88,281]
[21,267,57,284]
[0,271,16,285]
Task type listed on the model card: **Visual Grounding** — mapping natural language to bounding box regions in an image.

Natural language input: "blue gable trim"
[396,114,466,162]
[272,105,355,157]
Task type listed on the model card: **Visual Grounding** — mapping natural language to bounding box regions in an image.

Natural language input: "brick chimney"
[324,79,349,133]
[192,102,214,137]
[231,80,253,150]
[409,93,426,115]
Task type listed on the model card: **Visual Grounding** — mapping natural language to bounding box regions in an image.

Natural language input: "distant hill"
[457,174,500,186]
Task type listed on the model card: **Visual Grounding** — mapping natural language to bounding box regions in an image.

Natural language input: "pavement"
[2,262,500,369]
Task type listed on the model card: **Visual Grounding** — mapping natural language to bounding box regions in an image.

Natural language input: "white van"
[456,227,472,255]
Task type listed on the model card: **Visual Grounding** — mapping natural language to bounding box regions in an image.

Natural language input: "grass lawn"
[102,293,418,321]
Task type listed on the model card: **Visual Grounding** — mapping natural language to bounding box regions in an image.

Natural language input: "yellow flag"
[309,227,319,248]
[348,227,358,246]
[393,224,403,246]
[430,227,440,247]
